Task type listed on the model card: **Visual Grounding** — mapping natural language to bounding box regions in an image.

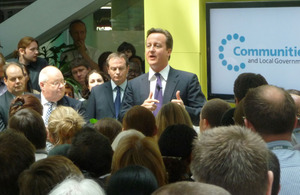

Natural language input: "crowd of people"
[0,19,300,195]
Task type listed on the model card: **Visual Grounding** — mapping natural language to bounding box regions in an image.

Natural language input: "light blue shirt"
[267,140,300,195]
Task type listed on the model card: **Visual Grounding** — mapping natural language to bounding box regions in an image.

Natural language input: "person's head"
[49,176,105,195]
[48,106,85,145]
[191,125,273,195]
[9,94,43,117]
[98,51,112,73]
[3,62,25,96]
[152,181,231,195]
[18,156,83,195]
[117,42,136,59]
[111,129,145,151]
[14,36,39,64]
[107,165,158,195]
[0,52,5,79]
[68,126,113,178]
[64,82,74,98]
[234,72,268,103]
[129,55,143,67]
[146,28,173,72]
[39,66,66,102]
[0,130,35,195]
[127,61,142,80]
[8,108,46,150]
[233,98,245,126]
[158,124,197,183]
[69,19,86,43]
[106,52,129,86]
[156,102,193,138]
[112,135,167,186]
[85,69,107,91]
[268,150,280,195]
[200,98,231,131]
[244,85,297,137]
[123,105,157,137]
[70,58,91,86]
[94,117,122,144]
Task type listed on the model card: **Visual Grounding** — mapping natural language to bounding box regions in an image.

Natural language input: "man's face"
[107,57,129,86]
[70,23,86,45]
[146,33,172,72]
[21,41,39,63]
[40,68,65,102]
[71,65,89,86]
[4,65,25,96]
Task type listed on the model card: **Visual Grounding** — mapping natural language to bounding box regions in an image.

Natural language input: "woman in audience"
[47,106,85,146]
[8,108,47,161]
[123,105,157,137]
[111,129,145,151]
[111,134,167,186]
[18,156,83,195]
[156,102,193,139]
[94,117,122,144]
[9,94,43,117]
[158,124,197,183]
[81,69,109,99]
[49,176,105,195]
[107,165,158,195]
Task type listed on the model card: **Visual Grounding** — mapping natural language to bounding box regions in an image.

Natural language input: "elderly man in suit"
[86,52,129,121]
[121,28,206,125]
[38,66,85,125]
[0,62,26,131]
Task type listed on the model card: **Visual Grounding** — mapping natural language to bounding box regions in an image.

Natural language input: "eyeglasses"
[47,80,66,87]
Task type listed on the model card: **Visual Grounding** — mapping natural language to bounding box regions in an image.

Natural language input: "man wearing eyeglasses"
[7,36,48,92]
[38,66,85,126]
[0,62,26,131]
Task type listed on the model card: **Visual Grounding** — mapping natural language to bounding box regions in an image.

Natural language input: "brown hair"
[94,117,122,144]
[9,94,43,117]
[156,103,193,138]
[123,105,157,137]
[13,36,38,58]
[111,135,167,186]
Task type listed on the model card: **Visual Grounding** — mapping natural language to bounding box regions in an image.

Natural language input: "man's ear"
[3,77,7,86]
[266,171,274,195]
[244,118,256,132]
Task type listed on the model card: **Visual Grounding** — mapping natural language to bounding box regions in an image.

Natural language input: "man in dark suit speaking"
[38,66,85,125]
[121,28,206,125]
[86,52,129,121]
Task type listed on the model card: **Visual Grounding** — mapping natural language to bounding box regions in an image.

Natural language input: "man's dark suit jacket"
[86,81,125,121]
[121,67,207,125]
[36,94,86,121]
[0,91,15,131]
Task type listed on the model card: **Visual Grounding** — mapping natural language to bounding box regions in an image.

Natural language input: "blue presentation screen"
[207,1,300,100]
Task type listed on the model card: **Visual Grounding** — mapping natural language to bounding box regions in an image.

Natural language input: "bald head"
[39,66,65,102]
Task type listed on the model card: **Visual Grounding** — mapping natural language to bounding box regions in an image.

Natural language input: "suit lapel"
[140,73,150,102]
[163,67,179,103]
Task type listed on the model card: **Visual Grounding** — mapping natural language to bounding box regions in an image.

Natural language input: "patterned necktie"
[153,73,163,116]
[45,102,53,126]
[114,86,121,119]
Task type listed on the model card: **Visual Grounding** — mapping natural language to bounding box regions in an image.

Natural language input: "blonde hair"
[156,103,193,138]
[111,135,167,186]
[48,106,85,145]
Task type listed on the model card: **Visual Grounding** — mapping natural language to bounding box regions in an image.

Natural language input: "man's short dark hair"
[0,129,35,195]
[70,58,90,70]
[68,126,113,178]
[244,85,297,135]
[201,98,231,128]
[147,28,173,50]
[69,19,86,32]
[191,125,270,195]
[117,42,136,56]
[234,72,268,102]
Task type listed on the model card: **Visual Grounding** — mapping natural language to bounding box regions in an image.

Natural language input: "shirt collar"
[41,93,56,105]
[111,79,127,91]
[148,64,170,81]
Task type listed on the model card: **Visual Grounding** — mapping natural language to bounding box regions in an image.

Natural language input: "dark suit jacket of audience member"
[0,91,18,131]
[35,94,87,121]
[121,67,206,125]
[86,81,126,122]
